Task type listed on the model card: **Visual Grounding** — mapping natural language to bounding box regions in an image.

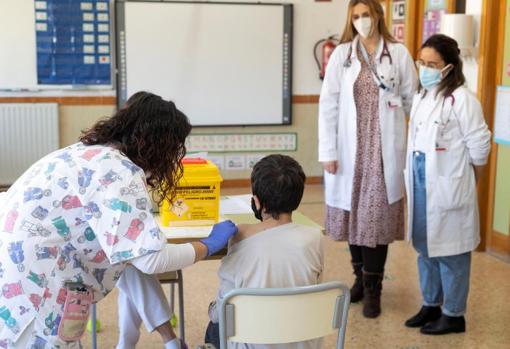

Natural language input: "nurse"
[0,92,237,348]
[404,34,491,335]
[318,0,417,318]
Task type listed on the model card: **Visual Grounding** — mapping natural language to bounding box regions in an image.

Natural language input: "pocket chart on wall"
[494,86,510,146]
[35,0,111,85]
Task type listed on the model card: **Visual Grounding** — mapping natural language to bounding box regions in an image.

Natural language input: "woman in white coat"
[318,0,417,318]
[404,34,491,335]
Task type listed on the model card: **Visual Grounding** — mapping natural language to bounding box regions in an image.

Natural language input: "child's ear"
[252,195,261,210]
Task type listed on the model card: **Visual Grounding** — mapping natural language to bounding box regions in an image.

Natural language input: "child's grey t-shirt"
[210,222,324,349]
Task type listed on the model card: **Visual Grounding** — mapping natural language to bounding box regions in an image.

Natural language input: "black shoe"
[420,314,466,335]
[362,270,383,318]
[405,306,442,328]
[350,262,364,303]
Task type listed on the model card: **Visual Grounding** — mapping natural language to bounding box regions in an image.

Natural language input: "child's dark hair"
[421,34,466,97]
[80,91,192,204]
[251,154,306,219]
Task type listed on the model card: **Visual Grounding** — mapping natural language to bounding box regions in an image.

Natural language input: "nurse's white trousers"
[116,265,172,349]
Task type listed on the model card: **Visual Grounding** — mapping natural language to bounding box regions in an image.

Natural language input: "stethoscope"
[413,92,456,150]
[343,40,394,91]
[343,40,393,68]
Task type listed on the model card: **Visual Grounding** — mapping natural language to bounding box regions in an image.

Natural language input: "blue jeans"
[412,151,471,317]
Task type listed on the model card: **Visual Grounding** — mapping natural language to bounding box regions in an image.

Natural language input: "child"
[204,154,324,348]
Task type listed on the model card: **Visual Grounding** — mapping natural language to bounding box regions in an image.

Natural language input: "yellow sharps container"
[161,158,223,227]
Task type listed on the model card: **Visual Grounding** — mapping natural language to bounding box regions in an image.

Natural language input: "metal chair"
[218,282,350,349]
[89,269,185,349]
[158,270,186,341]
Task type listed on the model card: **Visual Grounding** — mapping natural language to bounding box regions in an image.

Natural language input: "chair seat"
[158,271,179,283]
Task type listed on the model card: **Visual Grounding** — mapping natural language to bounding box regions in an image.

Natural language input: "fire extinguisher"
[314,35,340,80]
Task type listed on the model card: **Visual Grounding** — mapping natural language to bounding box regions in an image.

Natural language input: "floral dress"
[325,45,405,248]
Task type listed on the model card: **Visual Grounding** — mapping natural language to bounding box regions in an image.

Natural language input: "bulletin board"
[0,0,112,90]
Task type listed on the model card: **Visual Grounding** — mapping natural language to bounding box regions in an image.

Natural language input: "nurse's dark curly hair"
[80,91,192,204]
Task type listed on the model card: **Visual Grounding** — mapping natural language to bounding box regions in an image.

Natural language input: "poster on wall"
[392,23,405,42]
[422,9,445,43]
[392,0,406,21]
[391,0,406,43]
[494,86,510,146]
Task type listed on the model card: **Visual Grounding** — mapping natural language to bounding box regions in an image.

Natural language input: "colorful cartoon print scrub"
[0,143,164,348]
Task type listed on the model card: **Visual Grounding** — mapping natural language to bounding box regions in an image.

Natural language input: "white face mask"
[353,17,372,39]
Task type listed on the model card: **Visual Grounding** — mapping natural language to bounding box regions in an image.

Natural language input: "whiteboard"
[116,1,292,126]
[0,0,38,89]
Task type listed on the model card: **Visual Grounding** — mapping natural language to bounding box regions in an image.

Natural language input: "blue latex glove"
[201,220,238,256]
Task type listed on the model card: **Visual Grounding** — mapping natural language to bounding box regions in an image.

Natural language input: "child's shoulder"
[232,223,259,244]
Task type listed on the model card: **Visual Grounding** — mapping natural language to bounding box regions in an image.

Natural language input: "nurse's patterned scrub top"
[0,142,165,347]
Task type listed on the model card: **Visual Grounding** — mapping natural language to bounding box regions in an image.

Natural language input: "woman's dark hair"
[420,34,466,97]
[251,154,306,219]
[80,91,192,204]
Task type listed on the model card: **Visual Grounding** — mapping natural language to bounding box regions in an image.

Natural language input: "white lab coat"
[318,36,418,210]
[404,86,491,257]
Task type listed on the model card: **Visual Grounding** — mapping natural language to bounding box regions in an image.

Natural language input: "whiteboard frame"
[115,0,293,126]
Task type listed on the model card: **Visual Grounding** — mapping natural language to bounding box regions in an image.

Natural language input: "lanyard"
[358,40,393,92]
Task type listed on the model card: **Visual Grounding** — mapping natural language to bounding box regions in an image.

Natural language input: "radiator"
[0,103,59,186]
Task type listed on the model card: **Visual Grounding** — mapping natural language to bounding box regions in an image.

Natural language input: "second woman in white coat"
[404,34,491,335]
[318,0,417,318]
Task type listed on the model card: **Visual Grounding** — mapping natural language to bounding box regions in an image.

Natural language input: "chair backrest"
[218,282,350,349]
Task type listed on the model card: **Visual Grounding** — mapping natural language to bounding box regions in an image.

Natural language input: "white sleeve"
[318,46,342,162]
[130,243,196,274]
[456,91,492,166]
[398,45,418,115]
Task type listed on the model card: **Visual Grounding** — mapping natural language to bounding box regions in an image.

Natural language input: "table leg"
[91,303,97,349]
[177,270,185,342]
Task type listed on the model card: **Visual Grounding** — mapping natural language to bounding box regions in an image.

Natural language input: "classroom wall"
[59,105,115,145]
[58,102,321,180]
[44,0,351,180]
[492,0,510,237]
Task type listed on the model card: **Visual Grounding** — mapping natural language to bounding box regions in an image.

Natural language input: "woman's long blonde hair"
[340,0,397,44]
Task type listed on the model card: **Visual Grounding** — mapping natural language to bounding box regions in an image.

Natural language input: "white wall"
[463,0,483,93]
[289,0,348,94]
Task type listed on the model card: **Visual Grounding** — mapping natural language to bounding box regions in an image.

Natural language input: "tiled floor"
[83,185,510,349]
